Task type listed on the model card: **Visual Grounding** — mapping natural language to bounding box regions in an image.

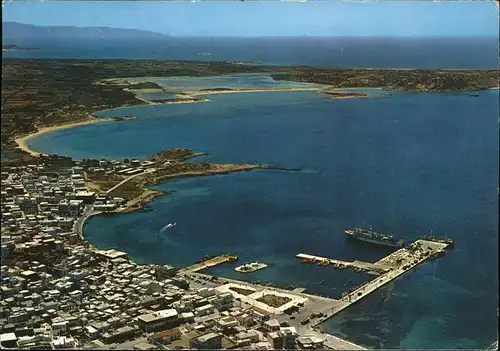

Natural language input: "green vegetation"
[324,91,369,98]
[2,44,39,51]
[256,294,292,308]
[151,147,201,162]
[199,87,234,91]
[128,81,163,90]
[229,286,255,296]
[273,69,498,92]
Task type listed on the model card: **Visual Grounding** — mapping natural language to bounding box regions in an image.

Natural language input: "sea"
[12,37,499,349]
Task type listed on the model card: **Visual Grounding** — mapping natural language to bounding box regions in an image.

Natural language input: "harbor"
[173,236,453,349]
[308,238,453,326]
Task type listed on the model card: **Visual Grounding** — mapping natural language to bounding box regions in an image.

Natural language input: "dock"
[178,254,238,274]
[297,253,391,275]
[309,239,452,326]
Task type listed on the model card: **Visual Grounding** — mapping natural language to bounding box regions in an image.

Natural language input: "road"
[106,168,156,194]
[73,205,101,236]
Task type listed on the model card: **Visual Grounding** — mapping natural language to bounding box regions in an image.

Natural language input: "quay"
[178,254,238,274]
[180,272,365,350]
[297,253,391,275]
[310,239,452,326]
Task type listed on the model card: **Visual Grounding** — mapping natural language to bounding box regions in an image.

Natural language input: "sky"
[2,1,499,37]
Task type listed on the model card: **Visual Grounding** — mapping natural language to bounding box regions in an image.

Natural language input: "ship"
[345,228,405,248]
[421,234,455,248]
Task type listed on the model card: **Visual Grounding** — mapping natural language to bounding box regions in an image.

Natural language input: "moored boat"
[345,228,405,248]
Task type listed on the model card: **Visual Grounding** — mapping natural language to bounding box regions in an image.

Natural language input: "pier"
[297,253,391,275]
[178,254,238,274]
[308,239,452,326]
[176,239,451,349]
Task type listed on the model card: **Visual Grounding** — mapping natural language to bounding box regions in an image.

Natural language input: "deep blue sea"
[3,36,498,69]
[21,38,499,349]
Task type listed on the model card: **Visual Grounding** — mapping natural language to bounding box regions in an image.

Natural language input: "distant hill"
[2,21,168,41]
[2,44,39,51]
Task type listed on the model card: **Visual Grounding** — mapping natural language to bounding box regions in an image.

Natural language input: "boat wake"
[160,223,176,232]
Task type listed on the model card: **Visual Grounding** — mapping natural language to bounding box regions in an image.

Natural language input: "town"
[0,154,366,350]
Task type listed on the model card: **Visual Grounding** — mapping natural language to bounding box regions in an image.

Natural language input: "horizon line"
[3,21,498,39]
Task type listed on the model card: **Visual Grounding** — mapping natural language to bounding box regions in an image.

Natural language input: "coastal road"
[73,205,101,236]
[106,168,156,195]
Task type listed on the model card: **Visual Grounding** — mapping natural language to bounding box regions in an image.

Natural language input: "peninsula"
[86,147,265,213]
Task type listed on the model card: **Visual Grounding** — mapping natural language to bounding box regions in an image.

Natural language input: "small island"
[323,91,369,99]
[199,87,235,92]
[2,44,39,51]
[127,81,164,90]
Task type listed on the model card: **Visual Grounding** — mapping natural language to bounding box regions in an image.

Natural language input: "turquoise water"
[29,80,499,348]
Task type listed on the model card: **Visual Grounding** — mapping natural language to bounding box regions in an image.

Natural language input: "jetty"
[306,238,453,326]
[297,253,391,275]
[178,254,238,274]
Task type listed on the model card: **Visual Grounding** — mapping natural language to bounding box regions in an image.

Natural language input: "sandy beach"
[13,84,367,158]
[15,117,117,156]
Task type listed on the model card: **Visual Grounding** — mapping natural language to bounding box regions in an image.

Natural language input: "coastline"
[188,87,324,96]
[125,86,325,105]
[14,84,328,157]
[111,164,264,214]
[14,117,130,156]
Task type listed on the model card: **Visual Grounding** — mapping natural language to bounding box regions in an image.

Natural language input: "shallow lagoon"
[126,73,324,92]
[29,79,499,348]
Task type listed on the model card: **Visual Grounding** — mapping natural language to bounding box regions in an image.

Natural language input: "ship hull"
[346,233,403,248]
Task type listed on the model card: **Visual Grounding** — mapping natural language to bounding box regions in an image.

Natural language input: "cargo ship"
[345,228,405,248]
[421,235,455,248]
